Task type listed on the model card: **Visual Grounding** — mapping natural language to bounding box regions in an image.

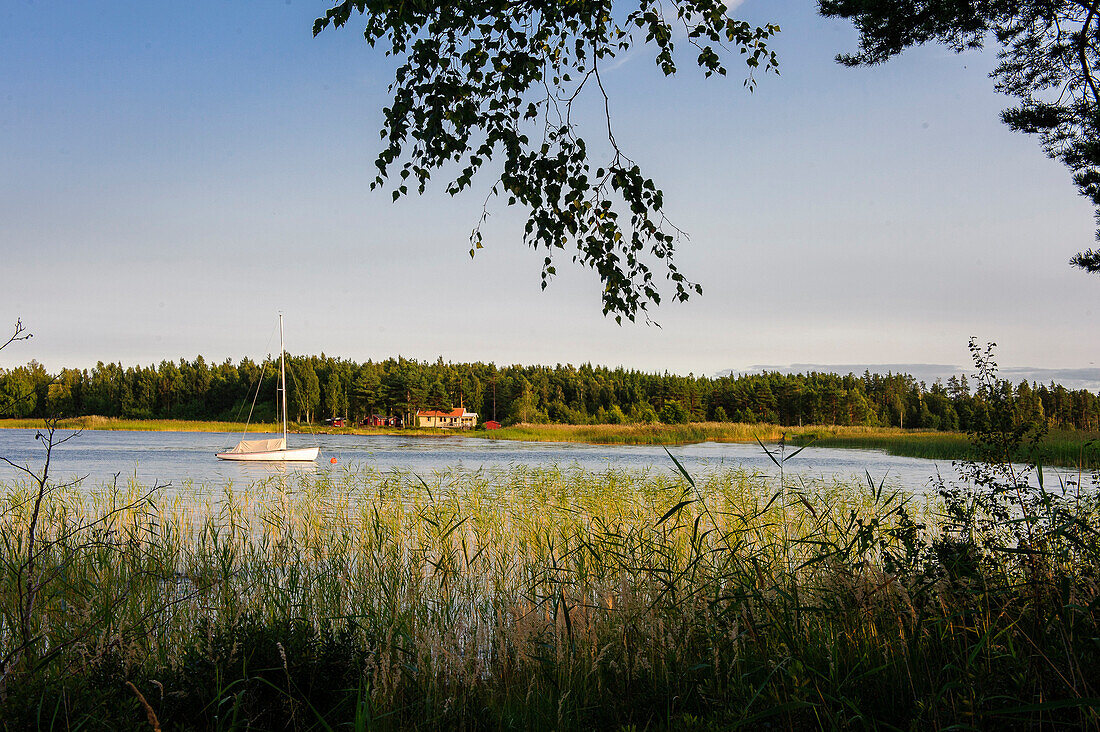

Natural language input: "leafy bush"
[658,401,688,424]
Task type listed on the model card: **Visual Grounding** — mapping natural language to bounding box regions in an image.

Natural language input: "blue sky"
[2,1,1096,378]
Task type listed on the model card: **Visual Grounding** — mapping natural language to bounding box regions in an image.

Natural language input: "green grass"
[477,421,980,449]
[790,426,973,457]
[2,464,1099,729]
[793,426,1100,468]
[479,422,1100,468]
[0,416,277,433]
[478,421,780,444]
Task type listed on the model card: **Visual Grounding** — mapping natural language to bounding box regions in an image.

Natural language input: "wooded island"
[2,355,1097,433]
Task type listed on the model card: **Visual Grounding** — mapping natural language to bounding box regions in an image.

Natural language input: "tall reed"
[1,463,1098,729]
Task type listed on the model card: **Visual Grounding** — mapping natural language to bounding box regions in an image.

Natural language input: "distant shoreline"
[0,417,1095,468]
[0,417,444,437]
[0,417,943,443]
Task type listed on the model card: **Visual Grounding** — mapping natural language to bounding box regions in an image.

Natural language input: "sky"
[2,0,1097,381]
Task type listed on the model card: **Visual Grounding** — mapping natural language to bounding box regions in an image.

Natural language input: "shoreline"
[0,416,453,437]
[0,417,948,441]
[1,417,1096,468]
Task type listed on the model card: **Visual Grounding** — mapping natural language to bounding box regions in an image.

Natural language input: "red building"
[484,420,502,430]
[363,415,400,427]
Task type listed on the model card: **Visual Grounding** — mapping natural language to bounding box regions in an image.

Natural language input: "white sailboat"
[216,314,320,462]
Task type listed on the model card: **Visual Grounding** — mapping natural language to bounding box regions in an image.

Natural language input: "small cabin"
[484,420,502,430]
[325,417,346,428]
[416,408,477,429]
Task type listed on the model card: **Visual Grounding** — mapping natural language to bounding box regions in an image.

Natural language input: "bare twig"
[0,319,31,353]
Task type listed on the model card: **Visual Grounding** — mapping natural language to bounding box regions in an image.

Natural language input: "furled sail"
[223,438,286,454]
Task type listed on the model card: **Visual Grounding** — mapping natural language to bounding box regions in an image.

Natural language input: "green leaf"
[663,447,696,489]
[754,435,780,468]
[656,499,695,525]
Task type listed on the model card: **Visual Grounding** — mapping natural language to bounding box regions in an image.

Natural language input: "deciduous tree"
[314,0,778,321]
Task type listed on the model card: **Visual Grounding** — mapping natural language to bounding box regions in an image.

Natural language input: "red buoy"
[330,457,338,464]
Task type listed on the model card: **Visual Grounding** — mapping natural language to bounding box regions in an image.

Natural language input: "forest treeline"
[0,355,1098,432]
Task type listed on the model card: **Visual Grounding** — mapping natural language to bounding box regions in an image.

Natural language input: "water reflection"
[0,427,1057,495]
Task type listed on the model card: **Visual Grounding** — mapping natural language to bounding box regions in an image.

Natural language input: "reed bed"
[481,421,779,444]
[0,417,277,433]
[793,428,976,462]
[798,427,1100,468]
[2,464,1099,729]
[484,423,1100,468]
[479,421,931,446]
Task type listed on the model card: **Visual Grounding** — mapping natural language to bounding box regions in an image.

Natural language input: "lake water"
[0,428,962,492]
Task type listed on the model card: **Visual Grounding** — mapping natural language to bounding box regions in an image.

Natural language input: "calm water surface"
[0,428,957,492]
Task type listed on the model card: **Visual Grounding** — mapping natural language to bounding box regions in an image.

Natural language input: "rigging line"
[224,320,279,449]
[240,360,266,438]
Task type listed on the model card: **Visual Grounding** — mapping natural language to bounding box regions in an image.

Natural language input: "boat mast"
[279,312,288,446]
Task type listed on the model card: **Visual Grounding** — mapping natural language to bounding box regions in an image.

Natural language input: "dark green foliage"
[819,0,1100,273]
[1,618,371,731]
[5,355,1100,443]
[0,655,142,731]
[0,363,39,419]
[288,358,321,424]
[161,617,369,729]
[658,400,688,423]
[1074,247,1100,272]
[313,0,778,322]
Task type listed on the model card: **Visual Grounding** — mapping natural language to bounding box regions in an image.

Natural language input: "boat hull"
[215,447,320,462]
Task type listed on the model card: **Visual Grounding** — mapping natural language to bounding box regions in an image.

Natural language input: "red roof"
[416,408,468,418]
